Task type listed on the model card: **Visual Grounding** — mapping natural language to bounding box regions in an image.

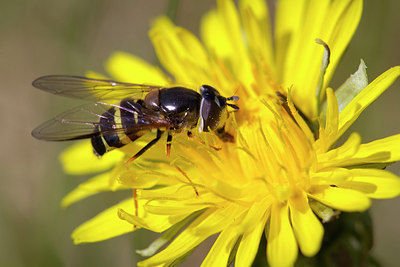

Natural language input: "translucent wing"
[32,102,171,141]
[32,75,166,101]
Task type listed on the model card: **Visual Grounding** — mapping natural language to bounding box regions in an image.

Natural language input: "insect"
[32,75,239,162]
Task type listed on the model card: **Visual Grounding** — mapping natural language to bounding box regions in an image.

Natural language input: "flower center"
[240,100,316,203]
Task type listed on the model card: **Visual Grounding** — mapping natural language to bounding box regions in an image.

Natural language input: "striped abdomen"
[90,99,155,156]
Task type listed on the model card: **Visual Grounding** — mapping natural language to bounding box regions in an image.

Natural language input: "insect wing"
[32,75,165,101]
[32,102,170,141]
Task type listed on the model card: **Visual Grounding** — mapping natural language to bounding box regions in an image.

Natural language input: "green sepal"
[136,210,204,257]
[335,59,368,112]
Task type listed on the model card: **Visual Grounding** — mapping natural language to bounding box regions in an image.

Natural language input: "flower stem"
[166,0,180,22]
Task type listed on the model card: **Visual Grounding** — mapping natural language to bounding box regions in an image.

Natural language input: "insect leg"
[166,133,172,158]
[187,131,221,151]
[126,129,164,164]
[132,188,139,228]
[128,129,162,219]
[173,163,199,197]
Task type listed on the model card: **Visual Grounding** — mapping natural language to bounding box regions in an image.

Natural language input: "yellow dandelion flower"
[42,0,400,266]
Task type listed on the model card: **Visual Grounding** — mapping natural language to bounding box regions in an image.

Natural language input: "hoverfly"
[32,75,239,162]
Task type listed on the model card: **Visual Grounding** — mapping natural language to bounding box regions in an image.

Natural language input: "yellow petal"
[202,228,240,267]
[236,204,269,267]
[325,88,339,140]
[276,0,363,118]
[85,71,108,79]
[72,199,134,244]
[61,172,126,208]
[200,0,254,90]
[276,0,329,117]
[175,27,209,70]
[275,0,307,81]
[239,0,275,77]
[138,187,211,217]
[105,51,169,85]
[150,17,212,86]
[311,168,353,184]
[138,228,207,267]
[138,205,240,266]
[286,93,316,143]
[309,185,371,212]
[150,17,192,84]
[200,9,235,59]
[337,169,400,199]
[118,208,188,233]
[317,132,361,170]
[118,169,165,189]
[217,0,252,81]
[136,211,202,258]
[237,196,272,234]
[319,87,339,152]
[318,134,400,169]
[59,141,124,175]
[201,8,254,96]
[144,201,209,217]
[339,66,400,137]
[321,0,363,90]
[289,192,323,257]
[267,203,297,267]
[216,0,244,56]
[353,134,400,164]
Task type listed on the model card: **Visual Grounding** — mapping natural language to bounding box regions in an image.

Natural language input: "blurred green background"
[1,0,399,266]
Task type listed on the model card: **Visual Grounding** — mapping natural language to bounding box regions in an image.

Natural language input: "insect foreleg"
[166,133,173,159]
[187,131,221,151]
[126,129,164,164]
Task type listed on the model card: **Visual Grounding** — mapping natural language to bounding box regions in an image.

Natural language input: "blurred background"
[0,0,399,266]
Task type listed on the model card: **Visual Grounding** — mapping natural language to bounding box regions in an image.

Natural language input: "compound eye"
[217,95,227,107]
[199,97,224,132]
[200,85,220,98]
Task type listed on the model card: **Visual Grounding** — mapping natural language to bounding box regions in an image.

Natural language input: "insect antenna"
[226,95,239,110]
[227,103,239,110]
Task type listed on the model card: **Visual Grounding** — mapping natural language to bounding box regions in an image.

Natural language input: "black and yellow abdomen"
[91,99,152,156]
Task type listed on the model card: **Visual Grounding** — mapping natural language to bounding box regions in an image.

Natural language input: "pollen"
[235,100,313,199]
